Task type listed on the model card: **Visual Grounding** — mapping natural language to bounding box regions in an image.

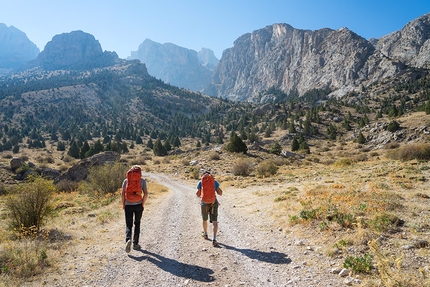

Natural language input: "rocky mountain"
[0,23,39,75]
[25,30,119,71]
[198,48,219,69]
[374,13,430,69]
[204,13,430,103]
[128,39,217,92]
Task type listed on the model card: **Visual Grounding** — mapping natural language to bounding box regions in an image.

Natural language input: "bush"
[270,141,282,155]
[5,177,56,230]
[209,151,221,160]
[256,160,278,177]
[85,162,128,197]
[226,134,247,154]
[386,143,430,161]
[189,167,200,180]
[387,120,400,132]
[55,179,79,192]
[344,254,372,274]
[232,159,253,176]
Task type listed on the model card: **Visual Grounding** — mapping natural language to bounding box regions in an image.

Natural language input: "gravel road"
[23,173,347,287]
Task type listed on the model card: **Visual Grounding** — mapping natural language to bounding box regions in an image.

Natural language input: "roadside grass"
[0,166,169,286]
[1,137,430,285]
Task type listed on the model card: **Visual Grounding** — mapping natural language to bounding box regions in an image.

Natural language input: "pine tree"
[357,131,366,144]
[291,138,299,151]
[68,141,80,159]
[226,134,247,154]
[80,141,90,159]
[146,138,154,149]
[153,139,167,156]
[270,141,282,155]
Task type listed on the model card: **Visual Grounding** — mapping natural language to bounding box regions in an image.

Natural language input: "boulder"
[54,151,120,184]
[10,157,25,171]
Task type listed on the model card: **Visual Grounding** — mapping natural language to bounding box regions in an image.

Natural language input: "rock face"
[54,151,120,183]
[25,30,118,70]
[0,23,39,74]
[205,13,430,102]
[374,13,430,68]
[128,39,217,92]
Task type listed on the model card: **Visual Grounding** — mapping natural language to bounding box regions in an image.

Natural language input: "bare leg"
[212,221,218,238]
[202,220,208,234]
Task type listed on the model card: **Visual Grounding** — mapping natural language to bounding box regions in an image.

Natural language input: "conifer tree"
[153,139,167,156]
[226,134,247,154]
[68,141,80,159]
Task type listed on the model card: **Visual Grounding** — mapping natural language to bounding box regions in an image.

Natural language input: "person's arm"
[216,186,223,196]
[142,187,148,207]
[215,181,223,196]
[121,180,126,209]
[141,179,148,207]
[196,181,202,197]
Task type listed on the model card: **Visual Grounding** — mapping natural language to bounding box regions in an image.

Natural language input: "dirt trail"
[23,173,346,287]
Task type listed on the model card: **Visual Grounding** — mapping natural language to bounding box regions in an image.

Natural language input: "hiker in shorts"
[196,170,223,246]
[122,165,148,253]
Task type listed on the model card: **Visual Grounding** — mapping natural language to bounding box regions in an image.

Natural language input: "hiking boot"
[212,239,218,247]
[133,244,141,250]
[201,232,208,240]
[125,240,132,253]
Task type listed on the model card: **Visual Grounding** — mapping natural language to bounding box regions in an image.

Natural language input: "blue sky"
[2,0,430,59]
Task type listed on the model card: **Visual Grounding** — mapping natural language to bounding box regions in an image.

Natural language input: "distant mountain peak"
[128,39,218,92]
[0,23,39,74]
[25,30,119,71]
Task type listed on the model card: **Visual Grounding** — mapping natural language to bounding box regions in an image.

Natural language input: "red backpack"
[125,166,142,202]
[201,173,216,203]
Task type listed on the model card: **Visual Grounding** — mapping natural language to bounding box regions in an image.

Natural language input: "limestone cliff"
[0,23,39,74]
[25,30,118,70]
[128,39,216,92]
[205,13,430,102]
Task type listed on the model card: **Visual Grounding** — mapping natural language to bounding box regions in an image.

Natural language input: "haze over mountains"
[127,39,218,91]
[1,12,430,103]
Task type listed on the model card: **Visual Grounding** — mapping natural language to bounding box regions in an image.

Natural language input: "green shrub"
[387,120,400,132]
[5,177,56,230]
[188,167,200,180]
[85,162,128,197]
[226,134,247,154]
[232,159,253,176]
[256,160,278,177]
[344,254,372,274]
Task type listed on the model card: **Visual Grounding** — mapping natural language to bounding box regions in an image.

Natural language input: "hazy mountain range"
[1,12,430,103]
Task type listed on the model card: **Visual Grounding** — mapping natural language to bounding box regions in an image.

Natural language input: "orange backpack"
[125,166,142,202]
[201,173,216,203]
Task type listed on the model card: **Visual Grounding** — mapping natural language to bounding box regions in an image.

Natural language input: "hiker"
[196,170,223,246]
[122,165,148,253]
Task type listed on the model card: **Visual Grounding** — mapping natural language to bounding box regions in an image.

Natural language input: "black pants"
[124,204,143,244]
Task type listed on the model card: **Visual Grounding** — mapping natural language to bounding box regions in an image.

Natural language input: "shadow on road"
[218,243,291,264]
[128,250,215,282]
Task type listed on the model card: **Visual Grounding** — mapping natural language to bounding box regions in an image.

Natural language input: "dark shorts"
[201,201,219,222]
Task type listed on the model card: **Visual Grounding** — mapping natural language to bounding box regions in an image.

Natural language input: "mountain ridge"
[204,14,430,102]
[127,38,217,92]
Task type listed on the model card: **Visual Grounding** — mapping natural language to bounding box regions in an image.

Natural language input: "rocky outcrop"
[198,48,219,70]
[0,23,39,74]
[205,13,430,102]
[374,13,430,68]
[54,151,120,183]
[25,30,118,70]
[128,39,216,92]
